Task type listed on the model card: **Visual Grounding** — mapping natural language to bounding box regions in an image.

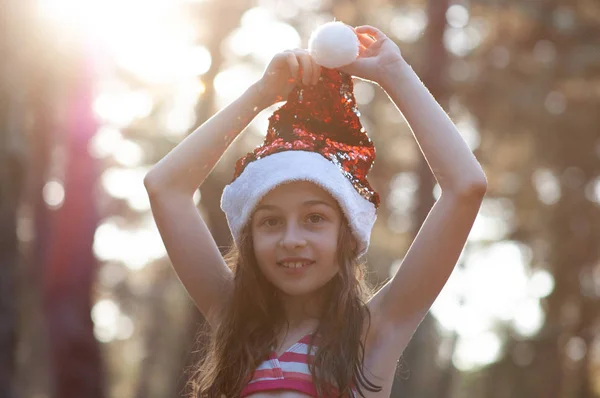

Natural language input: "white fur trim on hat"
[221,151,376,257]
[308,21,359,69]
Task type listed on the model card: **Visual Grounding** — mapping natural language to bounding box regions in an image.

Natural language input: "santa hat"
[221,22,379,257]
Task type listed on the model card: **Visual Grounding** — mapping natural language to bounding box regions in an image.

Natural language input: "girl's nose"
[279,224,307,249]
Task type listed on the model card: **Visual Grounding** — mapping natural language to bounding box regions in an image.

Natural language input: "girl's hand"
[339,25,405,85]
[255,49,321,107]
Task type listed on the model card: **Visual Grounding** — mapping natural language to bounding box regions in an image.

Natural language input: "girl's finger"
[357,35,375,56]
[311,56,320,85]
[285,51,300,81]
[295,50,313,86]
[358,43,369,57]
[355,25,387,42]
[357,32,376,48]
[365,37,385,55]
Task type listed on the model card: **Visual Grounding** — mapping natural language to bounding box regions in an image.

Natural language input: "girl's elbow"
[144,170,164,196]
[446,175,487,198]
[144,169,196,198]
[460,178,488,198]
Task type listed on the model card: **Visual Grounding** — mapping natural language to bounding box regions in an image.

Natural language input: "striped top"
[240,334,357,397]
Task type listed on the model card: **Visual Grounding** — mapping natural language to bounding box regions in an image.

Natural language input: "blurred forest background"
[1,0,599,397]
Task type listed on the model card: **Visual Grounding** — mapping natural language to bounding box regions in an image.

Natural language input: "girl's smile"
[279,262,314,276]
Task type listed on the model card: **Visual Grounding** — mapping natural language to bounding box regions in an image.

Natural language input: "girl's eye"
[307,214,325,224]
[261,217,280,227]
[259,214,325,227]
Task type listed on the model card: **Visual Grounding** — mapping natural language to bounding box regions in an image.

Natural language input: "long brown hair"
[188,216,383,397]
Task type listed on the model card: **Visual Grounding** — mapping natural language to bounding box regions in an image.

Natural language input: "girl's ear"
[351,239,359,257]
[356,266,363,281]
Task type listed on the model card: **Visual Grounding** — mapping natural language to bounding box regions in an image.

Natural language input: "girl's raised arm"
[343,26,487,351]
[144,50,320,328]
[144,84,263,328]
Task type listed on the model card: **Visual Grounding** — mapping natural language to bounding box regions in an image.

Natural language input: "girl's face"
[250,181,343,297]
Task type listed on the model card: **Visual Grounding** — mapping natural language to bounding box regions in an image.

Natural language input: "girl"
[144,23,487,398]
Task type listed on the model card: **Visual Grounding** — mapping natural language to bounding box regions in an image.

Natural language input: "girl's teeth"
[282,262,310,268]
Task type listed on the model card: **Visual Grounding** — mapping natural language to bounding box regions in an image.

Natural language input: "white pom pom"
[308,21,359,69]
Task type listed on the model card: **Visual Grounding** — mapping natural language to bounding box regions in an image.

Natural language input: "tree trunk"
[0,24,26,398]
[39,51,106,398]
[0,0,29,396]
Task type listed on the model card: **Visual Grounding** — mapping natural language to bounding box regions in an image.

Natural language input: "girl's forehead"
[258,181,338,208]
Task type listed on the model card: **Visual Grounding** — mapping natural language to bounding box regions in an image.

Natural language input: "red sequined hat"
[221,67,379,256]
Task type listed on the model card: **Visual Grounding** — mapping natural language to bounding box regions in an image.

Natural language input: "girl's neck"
[280,291,325,328]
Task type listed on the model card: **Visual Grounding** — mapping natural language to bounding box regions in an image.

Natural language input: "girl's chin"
[275,285,318,297]
[274,280,333,297]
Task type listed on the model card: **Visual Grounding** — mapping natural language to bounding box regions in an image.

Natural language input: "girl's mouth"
[278,261,315,270]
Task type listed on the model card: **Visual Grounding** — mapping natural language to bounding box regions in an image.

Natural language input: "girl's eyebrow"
[254,200,335,213]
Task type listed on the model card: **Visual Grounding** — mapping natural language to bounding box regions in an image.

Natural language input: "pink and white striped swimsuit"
[240,334,357,397]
